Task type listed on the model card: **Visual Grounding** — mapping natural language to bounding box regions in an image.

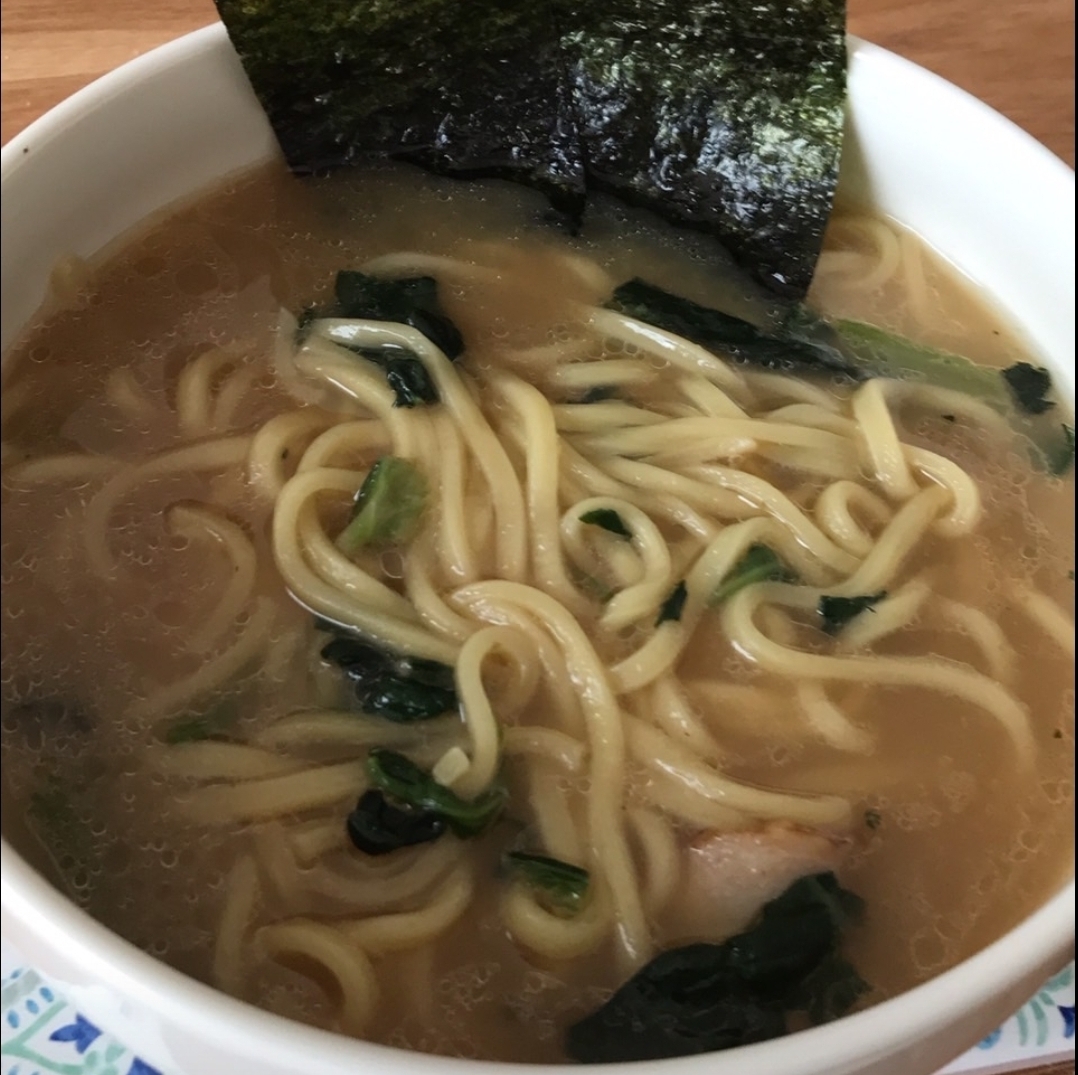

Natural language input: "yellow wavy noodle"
[166,502,258,654]
[257,920,379,1034]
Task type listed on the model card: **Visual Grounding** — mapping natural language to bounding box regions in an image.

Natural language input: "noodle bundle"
[1,167,1073,1062]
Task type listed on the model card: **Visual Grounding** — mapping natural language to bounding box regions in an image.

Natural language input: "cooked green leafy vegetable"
[577,386,618,404]
[1002,362,1056,415]
[830,319,1009,403]
[336,456,428,554]
[374,348,440,408]
[504,851,590,915]
[29,777,83,856]
[321,634,457,721]
[710,545,793,606]
[1050,426,1076,476]
[580,508,631,539]
[333,272,464,359]
[311,324,441,408]
[163,698,240,744]
[565,872,868,1062]
[818,591,887,635]
[346,788,447,855]
[302,271,464,406]
[367,748,507,837]
[213,0,846,299]
[27,773,100,901]
[608,279,860,377]
[788,952,871,1025]
[610,289,1072,475]
[656,580,688,625]
[7,697,92,738]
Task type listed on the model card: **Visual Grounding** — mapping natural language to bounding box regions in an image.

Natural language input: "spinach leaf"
[577,386,618,404]
[608,280,861,377]
[1002,362,1056,415]
[27,773,100,902]
[28,776,84,858]
[710,545,793,606]
[333,271,464,359]
[656,580,688,626]
[504,851,590,915]
[346,788,447,855]
[314,325,441,408]
[7,697,92,738]
[605,296,1071,480]
[830,322,1072,475]
[379,349,441,408]
[163,698,239,744]
[580,508,631,539]
[565,871,867,1063]
[831,319,1010,404]
[304,269,464,406]
[818,592,887,635]
[789,953,870,1025]
[367,748,507,837]
[336,457,428,554]
[321,635,458,722]
[1048,425,1076,476]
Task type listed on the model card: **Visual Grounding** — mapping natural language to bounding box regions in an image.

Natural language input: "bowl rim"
[1,20,1075,1075]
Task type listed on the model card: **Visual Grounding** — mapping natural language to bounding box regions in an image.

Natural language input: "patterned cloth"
[1,948,1073,1075]
[2,966,163,1075]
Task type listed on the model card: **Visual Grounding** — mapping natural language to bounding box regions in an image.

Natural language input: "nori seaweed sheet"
[213,0,846,299]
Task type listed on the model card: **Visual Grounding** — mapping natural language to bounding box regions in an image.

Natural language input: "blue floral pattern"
[1,968,164,1075]
[948,963,1075,1072]
[3,958,1073,1074]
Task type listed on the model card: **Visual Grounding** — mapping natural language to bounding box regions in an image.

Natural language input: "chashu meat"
[669,821,850,944]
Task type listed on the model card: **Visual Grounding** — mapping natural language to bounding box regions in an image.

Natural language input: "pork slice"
[669,822,848,944]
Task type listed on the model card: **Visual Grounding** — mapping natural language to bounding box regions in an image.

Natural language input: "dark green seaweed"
[213,0,846,299]
[565,872,867,1062]
[565,0,846,298]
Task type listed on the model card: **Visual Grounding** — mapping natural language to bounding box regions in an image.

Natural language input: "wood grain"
[1,0,1074,163]
[0,4,1073,1072]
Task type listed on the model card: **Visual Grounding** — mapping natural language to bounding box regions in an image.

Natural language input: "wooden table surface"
[0,3,1074,1074]
[1,0,1074,164]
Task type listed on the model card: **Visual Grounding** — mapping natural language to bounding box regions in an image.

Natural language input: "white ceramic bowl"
[1,23,1074,1075]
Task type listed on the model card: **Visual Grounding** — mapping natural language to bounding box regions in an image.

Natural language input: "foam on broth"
[1,162,1074,1062]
